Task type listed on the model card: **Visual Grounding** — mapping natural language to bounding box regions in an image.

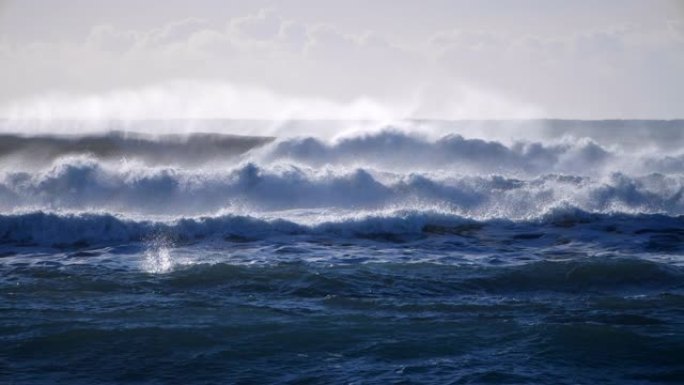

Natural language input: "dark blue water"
[2,213,683,384]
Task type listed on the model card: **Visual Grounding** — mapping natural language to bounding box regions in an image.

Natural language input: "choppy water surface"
[1,120,683,384]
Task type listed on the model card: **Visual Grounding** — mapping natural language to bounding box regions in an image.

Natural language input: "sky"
[0,0,682,120]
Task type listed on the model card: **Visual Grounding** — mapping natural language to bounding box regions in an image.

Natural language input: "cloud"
[0,8,546,123]
[86,25,140,53]
[228,8,283,41]
[1,6,681,119]
[147,18,212,48]
[428,21,684,118]
[1,9,427,101]
[668,20,684,41]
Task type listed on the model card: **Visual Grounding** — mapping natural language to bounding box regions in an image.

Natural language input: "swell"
[168,258,684,295]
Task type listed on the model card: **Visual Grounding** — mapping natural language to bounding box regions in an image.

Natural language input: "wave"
[1,124,683,175]
[260,130,617,175]
[152,257,684,296]
[0,124,683,223]
[2,118,683,149]
[1,209,683,248]
[0,156,682,216]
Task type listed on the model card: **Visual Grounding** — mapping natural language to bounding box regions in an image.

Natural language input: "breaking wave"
[1,209,683,249]
[0,156,682,216]
[0,120,682,246]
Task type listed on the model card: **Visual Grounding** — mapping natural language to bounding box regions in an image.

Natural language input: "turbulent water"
[1,120,683,384]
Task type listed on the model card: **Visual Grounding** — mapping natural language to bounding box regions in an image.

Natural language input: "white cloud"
[0,5,681,119]
[228,8,283,42]
[86,25,140,52]
[428,21,684,118]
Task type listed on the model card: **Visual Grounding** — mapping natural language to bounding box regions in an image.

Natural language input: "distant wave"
[0,131,272,167]
[261,131,615,175]
[1,124,683,174]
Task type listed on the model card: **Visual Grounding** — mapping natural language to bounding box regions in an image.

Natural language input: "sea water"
[1,120,683,384]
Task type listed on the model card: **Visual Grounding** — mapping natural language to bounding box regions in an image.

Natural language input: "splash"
[141,233,175,274]
[0,79,551,139]
[0,81,399,129]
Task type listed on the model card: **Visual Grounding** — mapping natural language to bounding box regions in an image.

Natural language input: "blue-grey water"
[1,120,683,384]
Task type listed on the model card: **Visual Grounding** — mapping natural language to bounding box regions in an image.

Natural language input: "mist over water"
[2,119,684,384]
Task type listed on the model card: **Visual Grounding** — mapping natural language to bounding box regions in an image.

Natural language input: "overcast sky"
[0,0,682,120]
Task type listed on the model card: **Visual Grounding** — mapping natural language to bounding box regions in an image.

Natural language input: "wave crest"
[1,155,683,216]
[1,209,683,248]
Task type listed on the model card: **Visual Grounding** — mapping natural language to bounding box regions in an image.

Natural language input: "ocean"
[1,120,683,384]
